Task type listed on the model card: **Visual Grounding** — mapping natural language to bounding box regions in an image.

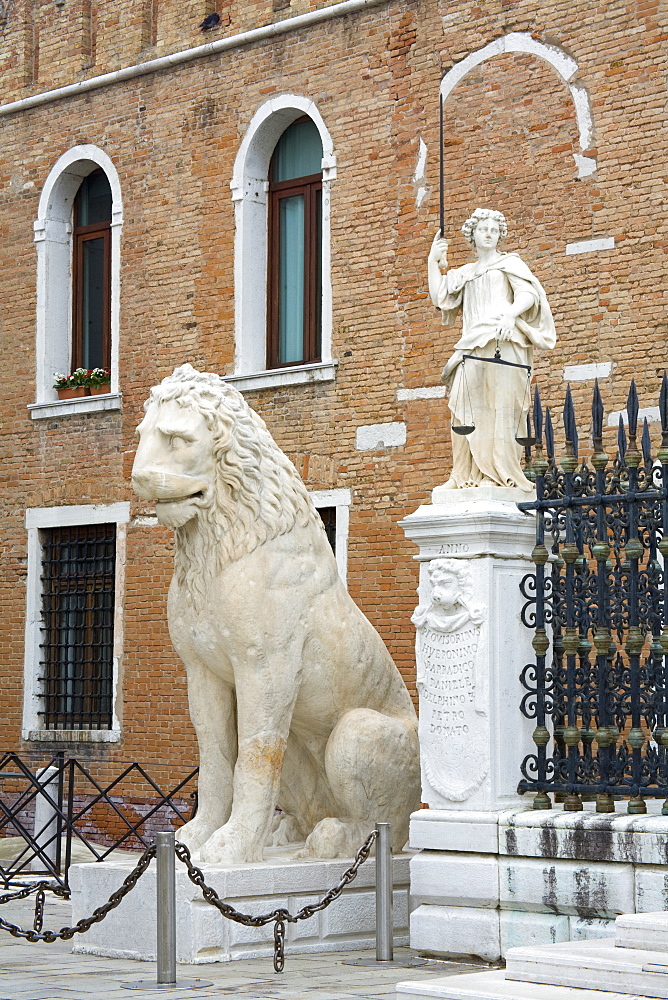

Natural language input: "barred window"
[39,524,115,731]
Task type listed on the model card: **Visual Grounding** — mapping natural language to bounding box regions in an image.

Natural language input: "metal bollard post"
[122,833,212,990]
[375,822,393,962]
[156,832,177,986]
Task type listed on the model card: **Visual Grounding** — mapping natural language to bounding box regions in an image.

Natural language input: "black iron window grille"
[39,523,116,731]
[518,377,668,814]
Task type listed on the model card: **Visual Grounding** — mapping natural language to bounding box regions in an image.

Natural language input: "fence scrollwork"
[517,376,668,813]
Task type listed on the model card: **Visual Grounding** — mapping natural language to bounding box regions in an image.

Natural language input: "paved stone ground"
[0,892,488,1000]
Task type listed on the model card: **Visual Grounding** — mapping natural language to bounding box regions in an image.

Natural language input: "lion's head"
[132,364,316,602]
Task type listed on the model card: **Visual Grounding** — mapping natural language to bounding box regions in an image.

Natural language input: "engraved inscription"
[438,542,470,555]
[412,558,489,802]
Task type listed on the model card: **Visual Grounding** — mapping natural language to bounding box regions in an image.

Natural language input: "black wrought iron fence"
[0,751,198,891]
[518,376,668,813]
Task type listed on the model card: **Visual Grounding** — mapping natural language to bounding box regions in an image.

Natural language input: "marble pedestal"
[69,846,410,964]
[399,489,536,960]
[399,489,668,964]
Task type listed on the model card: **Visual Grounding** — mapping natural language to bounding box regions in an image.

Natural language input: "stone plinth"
[406,805,668,964]
[70,847,410,964]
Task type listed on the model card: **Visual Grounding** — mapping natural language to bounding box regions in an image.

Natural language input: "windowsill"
[28,392,122,420]
[25,729,121,743]
[224,360,337,392]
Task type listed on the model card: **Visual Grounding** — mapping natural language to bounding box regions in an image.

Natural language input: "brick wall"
[0,0,666,777]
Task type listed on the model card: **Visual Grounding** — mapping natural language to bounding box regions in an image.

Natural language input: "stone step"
[505,938,668,998]
[396,969,646,1000]
[616,911,668,953]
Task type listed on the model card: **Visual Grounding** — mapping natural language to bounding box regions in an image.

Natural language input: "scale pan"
[453,424,475,436]
[515,436,536,447]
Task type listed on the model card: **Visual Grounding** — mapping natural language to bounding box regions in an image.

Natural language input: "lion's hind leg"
[302,708,420,859]
[269,733,333,848]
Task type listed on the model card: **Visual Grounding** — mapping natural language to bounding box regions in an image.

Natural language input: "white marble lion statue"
[131,364,420,863]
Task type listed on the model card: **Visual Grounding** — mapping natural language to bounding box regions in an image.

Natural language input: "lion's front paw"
[198,826,263,865]
[177,816,219,854]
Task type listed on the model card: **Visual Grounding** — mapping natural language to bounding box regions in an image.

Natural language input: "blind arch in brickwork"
[441,32,597,179]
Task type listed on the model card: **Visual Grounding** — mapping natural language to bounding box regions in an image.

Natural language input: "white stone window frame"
[227,96,337,393]
[29,145,123,421]
[22,502,130,742]
[310,488,351,586]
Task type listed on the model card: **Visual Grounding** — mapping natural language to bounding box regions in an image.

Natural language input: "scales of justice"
[427,106,557,494]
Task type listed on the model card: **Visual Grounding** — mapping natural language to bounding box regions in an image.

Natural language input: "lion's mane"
[148,364,318,603]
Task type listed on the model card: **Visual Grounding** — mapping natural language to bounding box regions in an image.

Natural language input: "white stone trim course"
[565,237,615,255]
[0,0,392,117]
[563,362,612,381]
[608,405,660,427]
[397,386,447,401]
[356,422,407,450]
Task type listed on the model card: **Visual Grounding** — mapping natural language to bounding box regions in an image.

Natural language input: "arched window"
[31,146,122,418]
[229,97,337,392]
[267,118,323,369]
[72,170,112,371]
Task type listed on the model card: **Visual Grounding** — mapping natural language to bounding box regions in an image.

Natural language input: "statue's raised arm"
[428,208,556,493]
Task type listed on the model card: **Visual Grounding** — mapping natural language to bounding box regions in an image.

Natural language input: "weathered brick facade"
[0,0,666,797]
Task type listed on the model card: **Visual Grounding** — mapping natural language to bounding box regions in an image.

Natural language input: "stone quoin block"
[410,904,501,962]
[498,857,635,918]
[500,910,570,952]
[410,851,500,908]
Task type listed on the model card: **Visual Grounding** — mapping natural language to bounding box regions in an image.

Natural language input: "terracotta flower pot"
[89,383,111,395]
[56,387,88,399]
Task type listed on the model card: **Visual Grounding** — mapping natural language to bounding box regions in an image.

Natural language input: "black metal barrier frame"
[517,376,668,813]
[0,751,198,892]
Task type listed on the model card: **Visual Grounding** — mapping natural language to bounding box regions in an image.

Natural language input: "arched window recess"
[30,146,122,419]
[228,97,337,392]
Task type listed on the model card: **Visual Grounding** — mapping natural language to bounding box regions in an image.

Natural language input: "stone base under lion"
[70,846,410,963]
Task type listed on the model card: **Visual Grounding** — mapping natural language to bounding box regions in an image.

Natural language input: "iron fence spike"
[618,414,627,463]
[564,384,574,439]
[661,371,668,445]
[533,385,543,444]
[627,379,639,439]
[545,407,554,459]
[642,417,652,467]
[592,378,604,447]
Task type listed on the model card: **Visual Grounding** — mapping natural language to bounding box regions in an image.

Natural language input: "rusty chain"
[0,882,67,906]
[0,844,156,943]
[175,829,378,972]
[0,829,378,973]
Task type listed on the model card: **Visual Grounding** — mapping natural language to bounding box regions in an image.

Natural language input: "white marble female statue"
[428,208,556,491]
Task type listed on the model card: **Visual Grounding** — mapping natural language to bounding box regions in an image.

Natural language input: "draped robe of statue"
[436,253,556,491]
